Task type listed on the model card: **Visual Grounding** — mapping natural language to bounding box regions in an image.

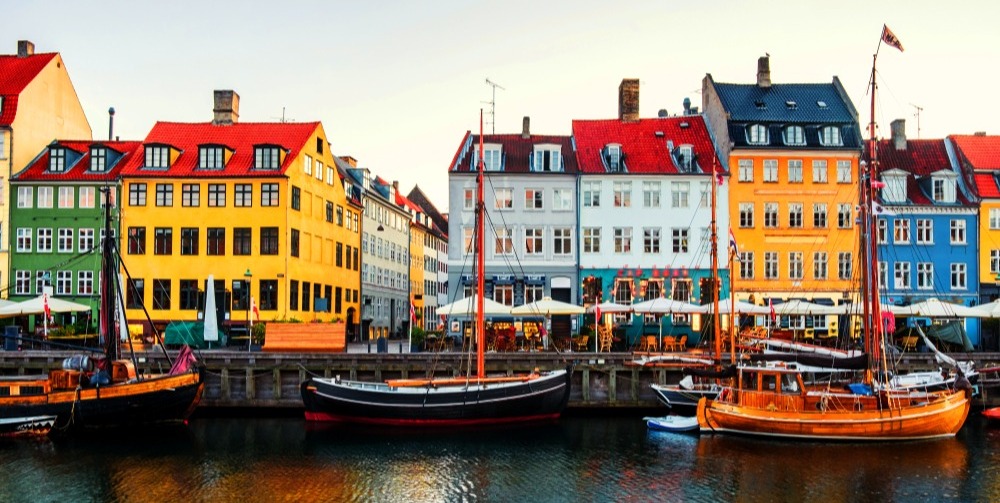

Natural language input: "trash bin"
[376,336,388,353]
[4,326,18,351]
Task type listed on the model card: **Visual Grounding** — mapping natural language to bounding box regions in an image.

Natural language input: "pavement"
[346,338,413,354]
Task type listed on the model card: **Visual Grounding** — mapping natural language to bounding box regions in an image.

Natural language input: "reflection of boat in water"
[0,414,56,437]
[301,112,571,427]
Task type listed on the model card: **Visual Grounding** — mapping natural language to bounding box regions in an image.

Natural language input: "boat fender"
[89,370,110,387]
[816,395,829,412]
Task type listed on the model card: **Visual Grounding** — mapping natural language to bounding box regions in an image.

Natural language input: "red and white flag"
[881,24,904,52]
[250,296,260,322]
[768,298,777,325]
[410,301,417,322]
[43,293,51,319]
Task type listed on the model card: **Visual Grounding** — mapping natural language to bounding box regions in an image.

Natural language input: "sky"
[3,0,998,213]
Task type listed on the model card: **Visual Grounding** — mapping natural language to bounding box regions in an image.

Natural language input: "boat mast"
[862,46,885,384]
[476,111,486,379]
[101,187,119,362]
[710,158,722,362]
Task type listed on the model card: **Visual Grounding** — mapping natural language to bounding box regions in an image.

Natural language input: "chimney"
[212,90,240,125]
[17,40,34,58]
[618,79,640,122]
[890,119,907,150]
[756,55,771,88]
[339,155,358,168]
[522,116,530,138]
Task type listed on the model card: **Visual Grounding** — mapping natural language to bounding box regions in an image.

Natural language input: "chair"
[598,326,613,352]
[573,335,590,351]
[802,328,815,343]
[901,335,918,352]
[640,335,658,352]
[673,335,687,351]
[662,336,677,352]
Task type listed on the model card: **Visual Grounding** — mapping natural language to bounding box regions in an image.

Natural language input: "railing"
[734,389,803,412]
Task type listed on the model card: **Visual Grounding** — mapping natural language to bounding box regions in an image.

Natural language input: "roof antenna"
[108,107,115,141]
[910,103,923,139]
[484,78,505,135]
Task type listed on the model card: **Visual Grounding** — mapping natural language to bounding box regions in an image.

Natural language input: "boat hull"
[0,415,56,437]
[645,415,699,433]
[301,368,572,426]
[650,383,719,414]
[697,389,970,441]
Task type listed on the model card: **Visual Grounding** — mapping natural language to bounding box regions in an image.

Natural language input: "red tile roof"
[13,140,143,182]
[974,173,1000,199]
[450,133,577,173]
[873,139,962,205]
[951,134,1000,170]
[0,53,58,126]
[572,116,721,174]
[121,121,320,177]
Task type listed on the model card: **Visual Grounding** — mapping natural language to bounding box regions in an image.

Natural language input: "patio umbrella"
[770,299,842,316]
[436,296,512,316]
[630,297,702,314]
[203,274,219,343]
[888,298,985,318]
[696,298,771,315]
[0,294,91,317]
[511,297,585,316]
[970,299,1000,319]
[586,301,632,314]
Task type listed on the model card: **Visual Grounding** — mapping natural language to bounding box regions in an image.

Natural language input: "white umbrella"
[630,297,702,314]
[697,298,772,315]
[888,298,985,318]
[0,294,91,317]
[970,299,1000,319]
[770,299,842,316]
[436,296,512,316]
[204,275,219,343]
[511,297,585,316]
[586,301,632,314]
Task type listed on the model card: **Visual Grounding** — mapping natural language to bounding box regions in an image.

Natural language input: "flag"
[410,301,417,322]
[873,202,897,216]
[871,179,886,190]
[882,24,904,52]
[728,228,740,259]
[250,296,260,322]
[595,305,602,322]
[43,293,50,319]
[768,298,777,325]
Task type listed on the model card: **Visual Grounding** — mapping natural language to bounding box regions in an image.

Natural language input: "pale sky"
[4,0,997,213]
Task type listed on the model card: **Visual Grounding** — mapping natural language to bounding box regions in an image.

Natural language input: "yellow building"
[119,90,360,338]
[703,57,862,310]
[0,40,92,292]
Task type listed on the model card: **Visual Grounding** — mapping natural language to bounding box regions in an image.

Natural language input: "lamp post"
[244,268,252,352]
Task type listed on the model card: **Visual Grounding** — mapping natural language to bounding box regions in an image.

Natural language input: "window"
[989,250,999,275]
[613,182,632,208]
[233,228,251,255]
[494,188,512,210]
[614,227,632,253]
[78,228,95,252]
[605,144,623,172]
[764,252,779,279]
[335,242,343,267]
[235,184,252,207]
[289,281,299,311]
[77,271,93,295]
[289,229,299,257]
[764,203,779,228]
[894,262,911,289]
[763,159,778,182]
[494,228,513,255]
[232,280,249,311]
[463,188,474,210]
[740,252,754,279]
[671,182,689,208]
[179,280,199,310]
[787,160,803,183]
[207,228,225,255]
[878,219,888,244]
[153,279,171,310]
[643,181,661,208]
[37,187,53,208]
[738,159,753,182]
[291,186,301,210]
[838,252,853,280]
[259,280,277,310]
[784,126,805,146]
[199,146,225,169]
[676,145,693,171]
[145,146,170,168]
[699,181,710,208]
[524,284,544,304]
[894,219,910,244]
[58,187,74,208]
[788,203,803,228]
[90,147,107,172]
[739,202,754,228]
[553,228,572,255]
[820,126,842,146]
[916,219,933,244]
[525,189,544,210]
[261,183,279,206]
[836,160,852,183]
[748,124,768,145]
[155,183,173,206]
[583,227,601,253]
[879,263,888,289]
[154,227,172,255]
[36,228,52,253]
[335,205,344,225]
[552,188,572,210]
[812,160,828,183]
[583,181,601,207]
[533,147,561,172]
[813,203,827,228]
[643,228,661,253]
[813,252,828,280]
[494,284,514,305]
[951,220,966,244]
[14,270,30,295]
[129,183,147,206]
[57,228,73,253]
[128,227,146,254]
[951,263,967,290]
[127,279,145,309]
[788,252,804,280]
[917,263,934,290]
[79,187,95,208]
[180,228,199,255]
[325,202,334,223]
[992,209,1000,230]
[182,184,200,207]
[15,228,31,252]
[838,204,852,229]
[672,228,689,253]
[255,146,281,169]
[261,227,279,255]
[49,148,66,172]
[17,187,32,208]
[525,228,543,255]
[476,147,502,171]
[208,184,226,207]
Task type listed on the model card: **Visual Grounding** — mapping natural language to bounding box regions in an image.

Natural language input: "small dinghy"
[645,415,699,433]
[982,407,1000,422]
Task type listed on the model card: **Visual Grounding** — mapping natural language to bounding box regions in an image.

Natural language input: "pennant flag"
[410,301,417,322]
[250,296,260,322]
[595,305,602,322]
[769,298,777,325]
[43,293,51,319]
[871,179,886,189]
[873,202,897,216]
[881,24,904,52]
[728,228,740,259]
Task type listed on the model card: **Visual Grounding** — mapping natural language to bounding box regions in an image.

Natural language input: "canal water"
[1,413,997,502]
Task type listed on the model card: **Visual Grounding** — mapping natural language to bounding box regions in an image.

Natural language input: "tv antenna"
[271,106,294,123]
[484,78,505,134]
[910,103,923,139]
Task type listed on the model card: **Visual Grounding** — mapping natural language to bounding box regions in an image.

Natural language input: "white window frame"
[787,160,803,183]
[552,189,572,211]
[950,219,967,244]
[582,181,601,207]
[643,181,661,208]
[917,262,934,290]
[613,181,632,208]
[836,160,852,183]
[812,160,828,183]
[813,252,828,280]
[763,160,778,182]
[494,188,513,210]
[951,263,967,290]
[739,202,754,228]
[738,159,753,182]
[916,219,933,244]
[764,252,779,280]
[671,182,690,208]
[894,262,911,289]
[819,126,842,146]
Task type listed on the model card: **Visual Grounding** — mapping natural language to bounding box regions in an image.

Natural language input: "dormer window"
[932,176,956,203]
[783,126,805,146]
[532,145,562,172]
[819,126,842,146]
[472,144,503,171]
[883,172,907,203]
[254,146,282,170]
[817,101,828,109]
[199,146,226,170]
[676,145,694,171]
[747,124,768,145]
[90,147,107,172]
[754,100,766,110]
[785,100,797,109]
[603,144,624,172]
[49,147,66,172]
[145,145,171,169]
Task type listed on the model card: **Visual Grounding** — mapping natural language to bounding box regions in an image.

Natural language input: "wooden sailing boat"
[0,189,204,434]
[300,112,571,426]
[696,27,972,440]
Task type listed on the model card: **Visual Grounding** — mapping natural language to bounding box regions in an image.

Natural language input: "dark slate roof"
[572,116,722,175]
[13,140,142,182]
[449,133,578,174]
[871,139,971,206]
[407,185,448,239]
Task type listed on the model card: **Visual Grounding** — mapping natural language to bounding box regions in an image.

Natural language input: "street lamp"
[244,268,252,352]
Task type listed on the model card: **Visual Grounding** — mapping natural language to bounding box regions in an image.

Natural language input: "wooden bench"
[262,322,346,353]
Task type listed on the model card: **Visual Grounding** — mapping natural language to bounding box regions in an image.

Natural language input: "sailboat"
[695,27,972,440]
[0,189,205,434]
[300,112,572,426]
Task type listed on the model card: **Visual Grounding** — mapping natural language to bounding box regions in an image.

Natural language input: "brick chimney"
[339,155,358,168]
[618,79,640,122]
[757,55,771,88]
[212,90,240,125]
[522,116,530,138]
[17,40,34,58]
[891,119,907,150]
